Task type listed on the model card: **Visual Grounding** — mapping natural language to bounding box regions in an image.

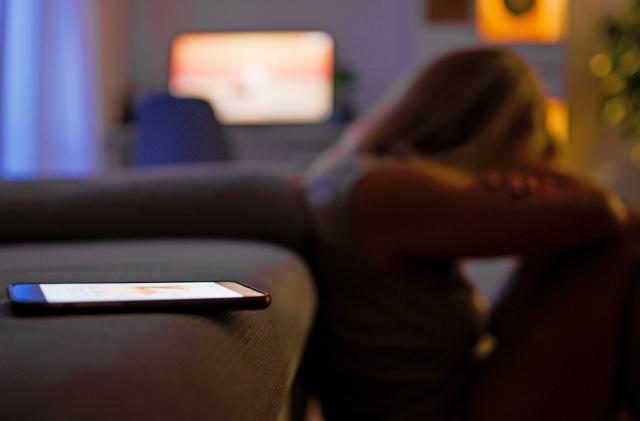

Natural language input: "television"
[168,31,335,125]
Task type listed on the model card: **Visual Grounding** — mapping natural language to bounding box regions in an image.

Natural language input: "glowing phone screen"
[39,282,241,303]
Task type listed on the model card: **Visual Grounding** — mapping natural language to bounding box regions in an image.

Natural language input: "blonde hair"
[361,48,552,171]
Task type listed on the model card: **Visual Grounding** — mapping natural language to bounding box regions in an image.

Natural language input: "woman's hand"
[478,169,561,198]
[478,169,640,249]
[478,169,632,231]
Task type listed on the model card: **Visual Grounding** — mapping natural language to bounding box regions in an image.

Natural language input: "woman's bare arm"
[352,161,630,264]
[628,208,640,242]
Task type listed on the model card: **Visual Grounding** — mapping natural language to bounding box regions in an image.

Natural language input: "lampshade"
[547,97,569,144]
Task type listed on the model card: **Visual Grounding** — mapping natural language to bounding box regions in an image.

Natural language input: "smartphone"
[8,280,270,315]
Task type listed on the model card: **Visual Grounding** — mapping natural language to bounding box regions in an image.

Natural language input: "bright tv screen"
[169,31,335,125]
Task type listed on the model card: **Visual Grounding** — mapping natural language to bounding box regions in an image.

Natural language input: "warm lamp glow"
[547,97,569,144]
[476,0,568,43]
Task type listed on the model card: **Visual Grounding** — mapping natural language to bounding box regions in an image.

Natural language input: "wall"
[98,0,133,126]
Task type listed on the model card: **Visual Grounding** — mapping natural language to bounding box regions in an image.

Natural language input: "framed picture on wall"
[426,0,471,23]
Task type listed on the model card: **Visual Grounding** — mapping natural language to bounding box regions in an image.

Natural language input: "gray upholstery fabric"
[0,240,316,421]
[0,162,310,253]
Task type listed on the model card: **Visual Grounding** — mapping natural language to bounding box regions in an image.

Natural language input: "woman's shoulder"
[305,147,398,208]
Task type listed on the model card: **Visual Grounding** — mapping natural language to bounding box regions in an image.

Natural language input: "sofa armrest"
[0,240,316,420]
[0,163,311,253]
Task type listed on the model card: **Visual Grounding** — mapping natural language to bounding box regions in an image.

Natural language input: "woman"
[305,48,640,420]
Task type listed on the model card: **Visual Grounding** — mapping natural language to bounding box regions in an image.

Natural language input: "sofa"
[0,162,317,421]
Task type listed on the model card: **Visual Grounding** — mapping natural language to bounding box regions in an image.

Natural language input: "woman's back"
[306,146,487,419]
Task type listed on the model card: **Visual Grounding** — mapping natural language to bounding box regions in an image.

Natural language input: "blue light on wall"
[0,0,40,178]
[0,0,100,179]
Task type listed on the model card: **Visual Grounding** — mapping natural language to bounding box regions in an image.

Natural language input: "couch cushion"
[0,162,311,254]
[0,239,315,421]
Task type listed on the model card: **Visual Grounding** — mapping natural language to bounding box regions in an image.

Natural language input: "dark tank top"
[305,141,494,419]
